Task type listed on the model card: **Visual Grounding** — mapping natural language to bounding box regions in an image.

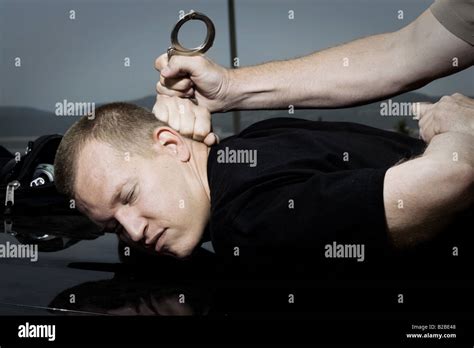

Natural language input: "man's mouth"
[144,228,167,252]
[155,228,167,253]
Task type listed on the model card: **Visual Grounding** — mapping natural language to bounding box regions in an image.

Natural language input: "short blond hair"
[54,102,166,197]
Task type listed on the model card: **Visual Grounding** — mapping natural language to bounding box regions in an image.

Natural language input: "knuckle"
[154,54,166,70]
[194,118,211,134]
[156,82,167,94]
[197,104,210,115]
[440,95,452,102]
[436,101,449,111]
[195,125,210,136]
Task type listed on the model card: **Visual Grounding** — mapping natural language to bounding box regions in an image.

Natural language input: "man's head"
[54,102,211,259]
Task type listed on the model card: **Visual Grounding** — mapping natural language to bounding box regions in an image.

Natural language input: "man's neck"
[185,139,211,202]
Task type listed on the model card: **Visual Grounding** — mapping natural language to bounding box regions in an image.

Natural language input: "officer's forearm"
[224,10,474,112]
[226,31,407,110]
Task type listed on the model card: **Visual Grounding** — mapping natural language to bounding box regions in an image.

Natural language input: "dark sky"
[1,0,472,113]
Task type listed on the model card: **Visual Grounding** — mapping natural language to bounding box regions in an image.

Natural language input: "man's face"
[74,129,210,259]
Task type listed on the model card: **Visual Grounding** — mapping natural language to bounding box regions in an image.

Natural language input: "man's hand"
[414,93,474,143]
[155,53,231,113]
[152,95,219,146]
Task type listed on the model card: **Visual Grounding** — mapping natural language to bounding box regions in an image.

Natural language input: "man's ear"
[152,127,190,162]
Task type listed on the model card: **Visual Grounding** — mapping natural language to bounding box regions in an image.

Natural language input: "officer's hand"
[414,93,474,143]
[155,53,231,113]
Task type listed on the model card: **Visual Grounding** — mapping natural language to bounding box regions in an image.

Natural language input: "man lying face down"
[54,96,474,272]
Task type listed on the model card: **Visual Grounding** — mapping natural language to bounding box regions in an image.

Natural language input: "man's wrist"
[218,68,242,112]
[221,65,280,111]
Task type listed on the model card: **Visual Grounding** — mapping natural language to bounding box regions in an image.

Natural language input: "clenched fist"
[414,93,474,143]
[152,95,219,146]
[155,53,231,113]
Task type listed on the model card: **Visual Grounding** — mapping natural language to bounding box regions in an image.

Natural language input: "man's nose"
[115,210,146,243]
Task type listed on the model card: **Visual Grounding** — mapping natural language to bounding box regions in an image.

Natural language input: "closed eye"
[122,185,137,205]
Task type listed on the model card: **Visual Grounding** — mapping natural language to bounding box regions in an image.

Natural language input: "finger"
[161,55,206,79]
[418,111,427,129]
[154,53,168,72]
[152,98,169,123]
[412,102,432,120]
[451,93,474,108]
[203,133,218,146]
[162,76,194,92]
[166,101,181,131]
[156,82,189,98]
[192,107,212,142]
[419,119,427,142]
[451,93,473,103]
[178,101,195,137]
[421,115,436,143]
[418,110,432,142]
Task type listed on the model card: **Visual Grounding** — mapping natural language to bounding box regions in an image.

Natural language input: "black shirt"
[206,118,426,276]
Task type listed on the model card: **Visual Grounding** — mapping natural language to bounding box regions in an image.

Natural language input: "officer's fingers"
[412,102,433,120]
[156,82,189,98]
[451,93,474,107]
[162,55,206,79]
[418,113,427,131]
[451,93,473,103]
[419,118,427,142]
[154,53,168,72]
[192,107,212,142]
[162,76,194,92]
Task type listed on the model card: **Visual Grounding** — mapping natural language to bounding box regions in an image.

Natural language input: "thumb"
[161,55,204,79]
[203,132,220,146]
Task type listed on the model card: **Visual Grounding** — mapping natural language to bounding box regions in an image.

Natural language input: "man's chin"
[166,239,203,260]
[122,233,201,260]
[166,246,195,260]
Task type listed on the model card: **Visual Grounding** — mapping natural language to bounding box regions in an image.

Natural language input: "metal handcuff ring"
[167,10,215,59]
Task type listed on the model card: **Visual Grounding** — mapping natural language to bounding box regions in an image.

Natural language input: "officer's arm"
[225,9,474,110]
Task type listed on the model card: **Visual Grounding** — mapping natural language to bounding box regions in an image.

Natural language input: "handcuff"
[167,10,215,59]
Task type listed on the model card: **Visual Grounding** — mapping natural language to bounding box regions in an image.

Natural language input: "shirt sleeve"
[217,167,393,263]
[430,0,474,45]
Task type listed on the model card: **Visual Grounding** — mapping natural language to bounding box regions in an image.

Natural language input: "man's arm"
[384,132,473,249]
[156,9,474,113]
[384,94,474,249]
[225,9,474,110]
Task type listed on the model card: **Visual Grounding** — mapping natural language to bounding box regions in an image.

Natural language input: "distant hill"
[0,92,455,153]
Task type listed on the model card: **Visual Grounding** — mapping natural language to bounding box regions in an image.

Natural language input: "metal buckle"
[5,180,20,207]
